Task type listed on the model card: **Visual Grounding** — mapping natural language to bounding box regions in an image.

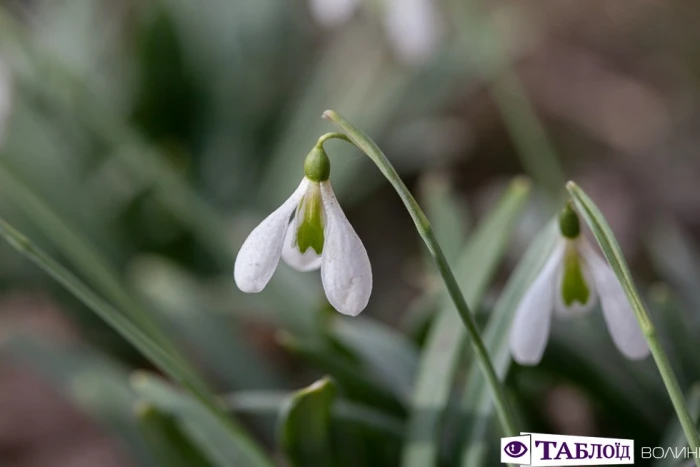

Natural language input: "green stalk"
[567,181,700,466]
[322,110,518,438]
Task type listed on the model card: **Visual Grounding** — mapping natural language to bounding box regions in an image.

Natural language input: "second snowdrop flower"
[234,143,372,316]
[510,204,650,365]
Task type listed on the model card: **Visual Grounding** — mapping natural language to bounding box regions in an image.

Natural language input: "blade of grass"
[401,177,531,467]
[567,181,700,466]
[277,378,337,467]
[459,221,557,466]
[0,218,273,467]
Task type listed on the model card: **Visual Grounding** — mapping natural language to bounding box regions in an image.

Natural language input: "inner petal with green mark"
[295,183,325,255]
[561,243,591,307]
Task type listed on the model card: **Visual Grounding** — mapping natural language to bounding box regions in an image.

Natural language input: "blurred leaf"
[420,172,470,260]
[329,316,419,403]
[277,332,404,415]
[0,219,273,467]
[459,221,557,466]
[136,402,215,467]
[648,219,700,322]
[402,177,531,467]
[655,384,700,467]
[2,336,157,467]
[130,255,281,390]
[132,372,270,467]
[278,377,337,467]
[224,390,404,439]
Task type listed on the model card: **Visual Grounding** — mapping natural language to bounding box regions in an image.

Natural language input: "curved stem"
[568,182,700,467]
[321,109,518,438]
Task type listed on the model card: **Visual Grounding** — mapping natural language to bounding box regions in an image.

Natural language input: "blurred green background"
[0,0,699,466]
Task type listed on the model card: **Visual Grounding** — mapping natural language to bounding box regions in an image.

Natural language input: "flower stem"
[321,109,518,438]
[568,182,700,467]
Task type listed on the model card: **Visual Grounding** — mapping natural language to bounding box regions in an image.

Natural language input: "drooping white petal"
[383,0,442,64]
[510,241,565,365]
[581,242,650,360]
[234,179,309,293]
[309,0,360,27]
[281,219,323,272]
[319,181,372,316]
[553,241,598,317]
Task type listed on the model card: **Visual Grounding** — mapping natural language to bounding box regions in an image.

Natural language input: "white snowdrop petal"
[553,242,598,318]
[582,242,650,360]
[309,0,360,27]
[319,181,372,316]
[281,220,323,272]
[234,179,309,293]
[510,241,565,365]
[383,0,442,63]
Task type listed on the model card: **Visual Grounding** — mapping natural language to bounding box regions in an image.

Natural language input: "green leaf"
[136,402,215,467]
[132,372,268,467]
[278,377,337,467]
[459,221,558,466]
[420,172,470,260]
[277,332,404,415]
[223,391,404,439]
[0,219,273,467]
[567,181,700,462]
[402,177,531,467]
[329,316,419,402]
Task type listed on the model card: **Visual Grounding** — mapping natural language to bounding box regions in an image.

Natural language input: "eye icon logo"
[501,435,531,464]
[504,441,528,458]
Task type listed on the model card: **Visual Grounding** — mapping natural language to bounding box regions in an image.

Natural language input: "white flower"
[510,207,650,365]
[234,147,372,316]
[308,0,443,64]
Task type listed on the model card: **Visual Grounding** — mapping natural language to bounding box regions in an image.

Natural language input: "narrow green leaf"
[136,402,214,467]
[0,219,272,467]
[278,378,337,467]
[223,391,404,439]
[567,181,700,463]
[402,177,531,467]
[459,221,558,466]
[655,384,700,467]
[329,316,419,403]
[132,372,268,467]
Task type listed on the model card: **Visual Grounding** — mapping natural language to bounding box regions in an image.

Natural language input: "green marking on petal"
[561,243,591,306]
[295,183,325,255]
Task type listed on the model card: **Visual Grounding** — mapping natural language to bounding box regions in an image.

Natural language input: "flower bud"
[559,203,581,239]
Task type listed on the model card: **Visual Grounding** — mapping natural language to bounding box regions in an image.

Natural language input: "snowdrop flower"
[510,204,649,365]
[234,144,372,316]
[308,0,443,64]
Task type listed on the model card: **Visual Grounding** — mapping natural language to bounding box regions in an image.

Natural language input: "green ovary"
[295,185,325,255]
[561,245,590,307]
